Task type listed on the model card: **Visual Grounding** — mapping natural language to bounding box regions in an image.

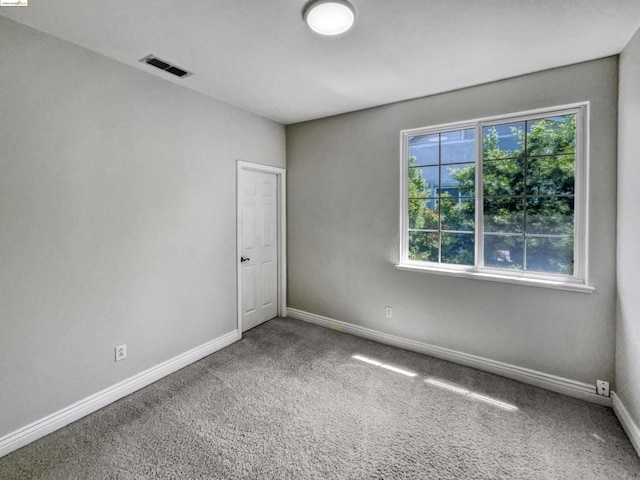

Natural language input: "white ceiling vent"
[139,55,192,78]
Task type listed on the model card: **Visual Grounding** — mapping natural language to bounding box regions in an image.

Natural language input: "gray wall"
[0,17,285,438]
[617,27,640,429]
[287,58,618,386]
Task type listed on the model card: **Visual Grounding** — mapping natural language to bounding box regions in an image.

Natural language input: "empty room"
[1,1,640,478]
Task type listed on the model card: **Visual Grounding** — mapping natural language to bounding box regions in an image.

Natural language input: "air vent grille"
[140,55,192,78]
[166,66,189,77]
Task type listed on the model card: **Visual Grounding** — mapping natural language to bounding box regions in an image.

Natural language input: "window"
[398,104,591,292]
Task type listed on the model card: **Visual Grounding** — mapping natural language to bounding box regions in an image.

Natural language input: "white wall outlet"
[115,344,127,362]
[596,379,610,397]
[385,306,393,318]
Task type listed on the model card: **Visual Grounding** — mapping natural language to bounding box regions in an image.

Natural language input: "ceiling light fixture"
[304,0,356,36]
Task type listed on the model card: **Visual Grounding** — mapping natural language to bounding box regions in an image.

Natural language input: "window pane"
[442,164,475,196]
[483,122,525,159]
[526,114,575,156]
[408,231,439,262]
[409,133,439,166]
[441,129,476,165]
[484,197,524,233]
[484,235,524,270]
[526,236,574,275]
[482,159,524,197]
[408,199,439,230]
[409,166,439,197]
[526,197,574,235]
[526,155,575,195]
[441,196,474,231]
[441,233,474,265]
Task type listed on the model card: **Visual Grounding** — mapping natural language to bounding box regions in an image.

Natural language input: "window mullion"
[401,132,408,263]
[522,121,529,273]
[475,124,484,270]
[438,133,442,264]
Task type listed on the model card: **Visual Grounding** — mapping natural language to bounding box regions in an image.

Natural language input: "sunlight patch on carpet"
[351,354,418,377]
[425,378,519,411]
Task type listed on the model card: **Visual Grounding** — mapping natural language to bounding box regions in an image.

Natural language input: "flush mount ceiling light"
[304,0,356,36]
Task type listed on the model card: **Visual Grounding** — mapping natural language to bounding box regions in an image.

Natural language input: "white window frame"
[397,102,593,293]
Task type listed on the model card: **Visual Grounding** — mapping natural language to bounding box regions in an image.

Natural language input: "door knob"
[240,257,250,263]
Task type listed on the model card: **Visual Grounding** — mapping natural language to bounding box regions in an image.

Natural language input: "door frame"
[236,160,287,334]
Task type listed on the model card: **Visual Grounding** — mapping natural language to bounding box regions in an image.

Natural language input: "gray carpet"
[1,318,638,479]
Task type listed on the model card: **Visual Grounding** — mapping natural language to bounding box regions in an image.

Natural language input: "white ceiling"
[3,1,640,124]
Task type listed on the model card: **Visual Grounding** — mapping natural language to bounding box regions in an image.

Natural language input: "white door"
[239,168,278,332]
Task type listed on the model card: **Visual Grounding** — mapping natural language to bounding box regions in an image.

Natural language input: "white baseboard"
[288,308,611,407]
[612,392,640,457]
[0,329,240,459]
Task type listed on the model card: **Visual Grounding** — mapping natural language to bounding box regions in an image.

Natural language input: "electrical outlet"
[115,344,127,362]
[385,306,393,318]
[596,380,610,397]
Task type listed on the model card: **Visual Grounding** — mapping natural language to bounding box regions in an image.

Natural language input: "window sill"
[395,264,595,293]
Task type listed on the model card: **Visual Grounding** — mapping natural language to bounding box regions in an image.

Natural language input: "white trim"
[287,308,610,406]
[612,392,640,457]
[475,123,484,269]
[0,330,240,459]
[402,101,591,136]
[395,264,594,293]
[236,161,287,334]
[399,132,408,263]
[578,103,591,285]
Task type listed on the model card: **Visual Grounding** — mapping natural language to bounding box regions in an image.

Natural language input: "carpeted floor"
[1,317,639,479]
